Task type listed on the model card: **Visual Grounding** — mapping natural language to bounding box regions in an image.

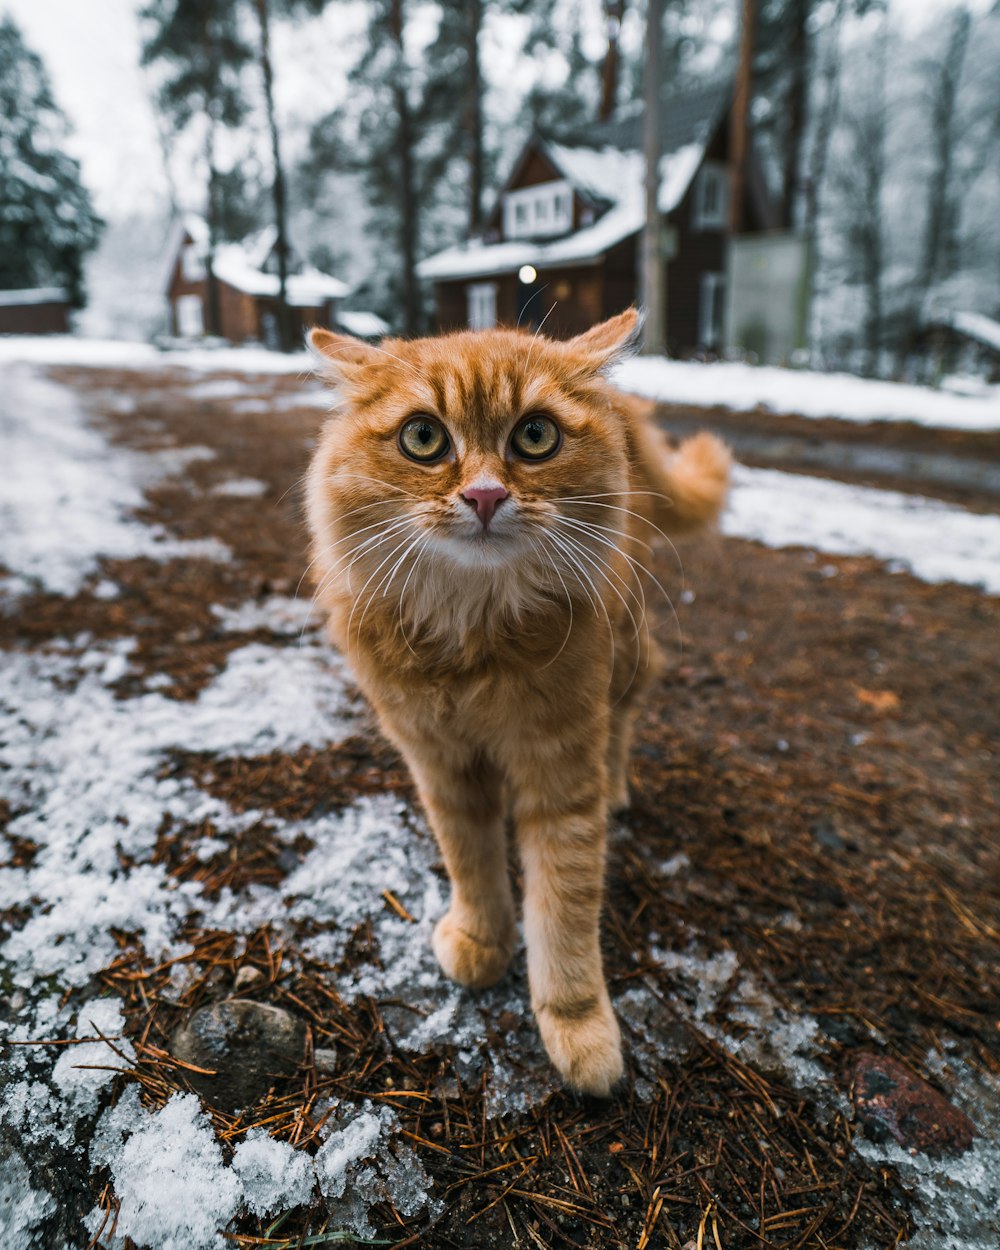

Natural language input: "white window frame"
[698,272,726,348]
[181,243,206,282]
[503,180,573,239]
[692,162,729,231]
[467,281,498,330]
[175,293,204,337]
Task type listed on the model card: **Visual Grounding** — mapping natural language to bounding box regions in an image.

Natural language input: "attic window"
[503,180,573,239]
[693,162,729,231]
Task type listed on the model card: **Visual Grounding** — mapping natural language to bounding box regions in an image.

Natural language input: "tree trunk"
[641,0,665,355]
[391,0,420,335]
[253,0,294,352]
[915,6,971,308]
[781,0,810,229]
[598,0,625,123]
[730,0,755,233]
[859,28,887,376]
[465,0,484,236]
[205,117,222,339]
[803,0,847,357]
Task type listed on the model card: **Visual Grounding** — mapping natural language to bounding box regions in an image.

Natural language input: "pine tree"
[305,0,447,334]
[141,0,254,336]
[0,17,102,307]
[248,0,327,350]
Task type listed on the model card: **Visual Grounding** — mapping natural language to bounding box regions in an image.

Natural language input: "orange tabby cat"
[305,308,730,1095]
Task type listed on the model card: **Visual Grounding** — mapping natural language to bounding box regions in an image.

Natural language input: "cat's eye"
[511,414,560,461]
[399,415,450,463]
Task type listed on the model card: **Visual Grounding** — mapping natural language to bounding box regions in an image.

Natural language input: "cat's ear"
[308,327,382,385]
[564,307,643,374]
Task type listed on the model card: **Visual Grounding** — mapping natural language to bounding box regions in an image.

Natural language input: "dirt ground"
[3,363,999,1248]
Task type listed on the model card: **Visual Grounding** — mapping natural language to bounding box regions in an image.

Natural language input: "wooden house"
[418,79,778,354]
[0,287,71,334]
[164,216,350,346]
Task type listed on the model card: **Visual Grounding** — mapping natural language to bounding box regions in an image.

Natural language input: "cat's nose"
[462,482,509,528]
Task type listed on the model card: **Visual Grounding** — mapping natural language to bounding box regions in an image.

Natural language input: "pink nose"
[462,483,509,528]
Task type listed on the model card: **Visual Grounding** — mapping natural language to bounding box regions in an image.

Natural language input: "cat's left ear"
[563,307,643,374]
[308,327,382,385]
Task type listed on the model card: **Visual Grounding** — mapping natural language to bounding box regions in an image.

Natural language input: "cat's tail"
[624,397,732,537]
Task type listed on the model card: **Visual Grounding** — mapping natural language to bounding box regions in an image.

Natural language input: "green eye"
[511,414,560,460]
[399,415,449,462]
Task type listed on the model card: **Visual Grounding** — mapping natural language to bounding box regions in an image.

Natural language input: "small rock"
[171,999,307,1111]
[233,966,264,992]
[314,1047,338,1074]
[811,815,846,852]
[851,1052,976,1157]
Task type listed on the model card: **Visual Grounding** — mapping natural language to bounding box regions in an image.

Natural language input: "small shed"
[914,312,1000,384]
[0,288,71,335]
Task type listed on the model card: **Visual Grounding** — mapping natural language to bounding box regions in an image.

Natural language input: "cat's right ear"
[308,328,382,386]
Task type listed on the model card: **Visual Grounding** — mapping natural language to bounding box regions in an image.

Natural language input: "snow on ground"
[2,358,999,1242]
[0,365,229,597]
[615,356,1000,432]
[726,466,1000,595]
[0,335,313,375]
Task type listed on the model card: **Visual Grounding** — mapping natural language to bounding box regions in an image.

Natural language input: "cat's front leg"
[512,749,622,1096]
[400,740,516,989]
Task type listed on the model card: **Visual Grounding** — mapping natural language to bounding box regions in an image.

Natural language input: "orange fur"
[305,309,731,1094]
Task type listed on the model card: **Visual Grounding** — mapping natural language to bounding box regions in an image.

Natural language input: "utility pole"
[730,0,755,233]
[641,0,665,355]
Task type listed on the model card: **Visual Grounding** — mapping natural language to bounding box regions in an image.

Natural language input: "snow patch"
[52,998,136,1119]
[0,365,229,597]
[89,1089,243,1250]
[210,476,269,498]
[725,466,1000,594]
[614,355,1000,432]
[210,595,318,635]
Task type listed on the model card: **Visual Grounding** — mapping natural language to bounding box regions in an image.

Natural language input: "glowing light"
[518,265,537,284]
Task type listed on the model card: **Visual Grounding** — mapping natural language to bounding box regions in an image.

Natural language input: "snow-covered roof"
[212,244,348,306]
[418,143,703,282]
[335,309,390,340]
[165,214,348,305]
[0,287,69,306]
[942,311,1000,354]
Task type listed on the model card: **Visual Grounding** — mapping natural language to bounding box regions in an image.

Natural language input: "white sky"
[1,0,984,221]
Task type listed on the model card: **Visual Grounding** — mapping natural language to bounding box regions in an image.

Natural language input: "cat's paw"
[536,995,623,1097]
[432,913,513,989]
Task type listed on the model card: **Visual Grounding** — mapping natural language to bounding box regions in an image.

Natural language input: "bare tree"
[641,0,665,354]
[913,4,972,315]
[834,19,889,374]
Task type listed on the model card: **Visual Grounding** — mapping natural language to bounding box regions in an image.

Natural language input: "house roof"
[0,287,69,307]
[418,79,728,284]
[166,214,349,306]
[934,311,1000,354]
[335,309,390,340]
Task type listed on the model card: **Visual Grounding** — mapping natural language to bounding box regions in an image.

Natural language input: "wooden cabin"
[418,80,778,354]
[164,217,349,346]
[0,288,71,334]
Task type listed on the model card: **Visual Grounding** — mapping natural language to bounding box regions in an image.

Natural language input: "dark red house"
[418,80,777,354]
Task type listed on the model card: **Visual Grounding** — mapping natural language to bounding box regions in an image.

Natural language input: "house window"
[698,273,726,348]
[467,281,498,329]
[181,243,205,282]
[693,162,728,231]
[176,293,204,337]
[503,180,573,239]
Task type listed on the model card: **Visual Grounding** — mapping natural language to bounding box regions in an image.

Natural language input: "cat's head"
[306,309,641,586]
